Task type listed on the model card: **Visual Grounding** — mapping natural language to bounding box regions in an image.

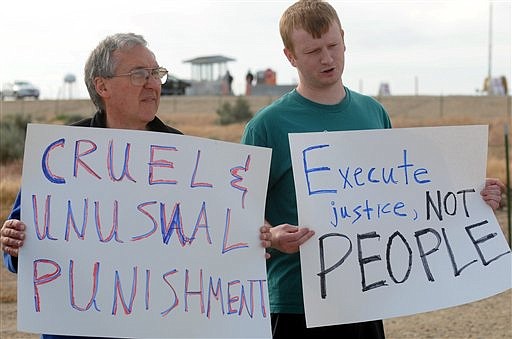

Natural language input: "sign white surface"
[18,124,272,338]
[289,125,511,328]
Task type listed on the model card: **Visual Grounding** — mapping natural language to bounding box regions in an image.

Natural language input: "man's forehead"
[113,45,157,69]
[292,25,342,44]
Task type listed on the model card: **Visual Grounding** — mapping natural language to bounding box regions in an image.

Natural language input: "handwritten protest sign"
[18,124,272,338]
[289,125,511,328]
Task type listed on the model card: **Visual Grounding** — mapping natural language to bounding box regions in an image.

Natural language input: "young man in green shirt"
[242,1,505,337]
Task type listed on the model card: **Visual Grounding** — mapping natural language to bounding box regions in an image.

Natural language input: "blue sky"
[0,0,510,98]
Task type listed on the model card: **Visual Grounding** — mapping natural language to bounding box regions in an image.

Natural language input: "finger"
[481,192,500,200]
[2,220,24,232]
[13,220,25,231]
[260,233,270,243]
[293,226,311,236]
[260,239,272,248]
[259,228,271,241]
[296,227,314,239]
[286,230,314,248]
[486,178,506,192]
[485,184,503,192]
[260,225,271,234]
[1,235,24,249]
[2,245,19,257]
[481,187,501,198]
[483,196,500,210]
[1,227,25,241]
[487,201,500,210]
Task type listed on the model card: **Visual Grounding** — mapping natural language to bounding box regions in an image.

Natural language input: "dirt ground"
[0,209,510,339]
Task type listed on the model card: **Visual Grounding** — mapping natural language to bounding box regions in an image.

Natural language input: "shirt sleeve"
[241,121,264,147]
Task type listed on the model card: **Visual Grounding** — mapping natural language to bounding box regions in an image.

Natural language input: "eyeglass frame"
[108,67,169,86]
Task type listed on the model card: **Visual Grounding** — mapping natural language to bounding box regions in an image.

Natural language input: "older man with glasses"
[0,32,182,339]
[80,32,182,133]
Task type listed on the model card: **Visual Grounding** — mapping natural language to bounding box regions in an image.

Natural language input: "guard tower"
[183,55,236,95]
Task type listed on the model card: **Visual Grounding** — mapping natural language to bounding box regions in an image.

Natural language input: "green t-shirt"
[241,87,392,314]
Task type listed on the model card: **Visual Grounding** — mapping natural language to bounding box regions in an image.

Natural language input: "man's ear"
[283,48,297,67]
[94,77,109,98]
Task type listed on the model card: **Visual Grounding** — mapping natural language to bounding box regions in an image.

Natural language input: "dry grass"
[0,160,22,220]
[167,111,246,142]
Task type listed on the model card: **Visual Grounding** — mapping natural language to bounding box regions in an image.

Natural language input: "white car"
[1,81,40,100]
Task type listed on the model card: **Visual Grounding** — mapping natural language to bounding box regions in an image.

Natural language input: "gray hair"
[84,33,148,111]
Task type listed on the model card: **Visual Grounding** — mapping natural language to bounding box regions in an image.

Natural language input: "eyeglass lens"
[131,68,168,85]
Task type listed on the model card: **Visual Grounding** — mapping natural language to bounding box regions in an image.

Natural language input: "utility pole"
[487,2,493,95]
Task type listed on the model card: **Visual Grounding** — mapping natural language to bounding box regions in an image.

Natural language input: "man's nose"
[144,75,162,90]
[320,47,333,64]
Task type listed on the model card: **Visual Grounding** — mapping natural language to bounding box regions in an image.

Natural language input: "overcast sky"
[0,0,510,99]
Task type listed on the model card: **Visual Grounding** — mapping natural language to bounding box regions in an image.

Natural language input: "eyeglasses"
[109,67,168,86]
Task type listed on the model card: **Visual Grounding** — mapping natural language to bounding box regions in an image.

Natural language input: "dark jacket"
[72,110,183,134]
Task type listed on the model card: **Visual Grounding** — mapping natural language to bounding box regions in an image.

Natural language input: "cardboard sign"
[18,124,272,338]
[289,125,511,327]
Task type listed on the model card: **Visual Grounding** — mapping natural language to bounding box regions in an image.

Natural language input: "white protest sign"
[289,125,511,328]
[18,124,272,338]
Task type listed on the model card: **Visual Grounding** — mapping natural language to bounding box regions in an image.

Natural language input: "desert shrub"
[0,114,31,162]
[216,96,253,125]
[55,113,86,125]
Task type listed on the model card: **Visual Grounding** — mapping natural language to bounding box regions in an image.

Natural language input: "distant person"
[1,32,182,339]
[246,69,254,95]
[378,82,391,96]
[223,70,234,95]
[241,1,506,338]
[263,68,276,85]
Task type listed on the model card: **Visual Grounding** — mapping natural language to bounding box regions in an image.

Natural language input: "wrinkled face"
[284,23,345,90]
[96,45,161,130]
